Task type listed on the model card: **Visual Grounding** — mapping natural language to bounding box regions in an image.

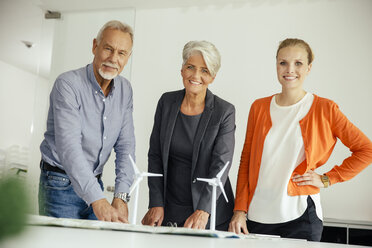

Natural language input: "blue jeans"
[38,168,104,220]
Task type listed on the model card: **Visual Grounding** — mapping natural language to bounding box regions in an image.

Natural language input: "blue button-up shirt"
[40,63,135,205]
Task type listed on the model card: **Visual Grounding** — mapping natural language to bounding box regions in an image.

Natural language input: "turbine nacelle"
[196,161,230,231]
[196,161,229,203]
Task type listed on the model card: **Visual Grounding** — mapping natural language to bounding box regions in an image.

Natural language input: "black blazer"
[147,89,235,226]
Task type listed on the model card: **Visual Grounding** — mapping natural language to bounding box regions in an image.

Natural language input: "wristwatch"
[321,174,330,188]
[114,192,130,203]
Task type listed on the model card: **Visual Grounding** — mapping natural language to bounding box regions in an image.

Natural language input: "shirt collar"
[87,63,116,96]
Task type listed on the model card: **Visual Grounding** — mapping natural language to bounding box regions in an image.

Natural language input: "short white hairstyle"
[182,40,221,78]
[96,20,134,44]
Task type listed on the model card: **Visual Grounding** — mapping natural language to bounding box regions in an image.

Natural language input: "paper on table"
[28,215,236,238]
[27,215,285,240]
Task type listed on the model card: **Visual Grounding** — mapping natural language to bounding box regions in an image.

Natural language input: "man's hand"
[142,207,164,226]
[228,210,249,234]
[91,198,124,222]
[111,198,129,223]
[183,209,209,230]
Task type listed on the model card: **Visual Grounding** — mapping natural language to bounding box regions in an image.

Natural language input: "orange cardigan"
[234,94,372,212]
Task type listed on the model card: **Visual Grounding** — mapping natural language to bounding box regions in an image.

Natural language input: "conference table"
[1,215,367,248]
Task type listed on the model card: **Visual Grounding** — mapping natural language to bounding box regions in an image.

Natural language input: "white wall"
[130,0,372,222]
[3,0,371,223]
[0,60,36,148]
[0,60,49,213]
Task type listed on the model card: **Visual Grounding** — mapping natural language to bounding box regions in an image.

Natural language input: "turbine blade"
[128,154,140,174]
[218,181,228,203]
[143,172,163,177]
[197,178,214,184]
[216,161,230,179]
[129,178,141,195]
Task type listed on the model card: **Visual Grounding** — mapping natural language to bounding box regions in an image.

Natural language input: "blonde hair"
[276,38,314,64]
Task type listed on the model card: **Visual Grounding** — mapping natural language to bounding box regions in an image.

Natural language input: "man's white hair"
[96,20,134,44]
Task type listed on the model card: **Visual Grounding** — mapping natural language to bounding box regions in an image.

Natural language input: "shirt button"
[103,99,106,102]
[100,154,102,157]
[95,91,98,94]
[104,136,107,140]
[104,116,107,120]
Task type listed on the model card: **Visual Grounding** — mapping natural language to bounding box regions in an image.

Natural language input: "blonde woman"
[229,38,372,241]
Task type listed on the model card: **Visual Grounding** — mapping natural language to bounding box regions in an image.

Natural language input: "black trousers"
[247,196,323,241]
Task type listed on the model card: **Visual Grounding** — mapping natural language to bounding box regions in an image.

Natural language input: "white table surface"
[2,225,367,248]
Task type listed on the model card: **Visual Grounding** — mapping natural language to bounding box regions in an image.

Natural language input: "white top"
[248,92,323,223]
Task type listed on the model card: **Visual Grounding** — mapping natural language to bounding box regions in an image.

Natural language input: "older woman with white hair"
[141,40,235,230]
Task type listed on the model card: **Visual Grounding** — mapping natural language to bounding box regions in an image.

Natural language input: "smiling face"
[276,45,312,92]
[92,28,132,83]
[181,53,215,96]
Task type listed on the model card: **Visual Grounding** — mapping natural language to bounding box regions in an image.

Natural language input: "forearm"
[234,143,252,211]
[147,144,165,207]
[234,145,251,211]
[148,176,164,207]
[113,101,136,194]
[56,133,105,204]
[328,103,372,184]
[147,151,165,207]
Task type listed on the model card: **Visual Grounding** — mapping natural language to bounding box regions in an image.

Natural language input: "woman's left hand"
[292,170,324,188]
[184,210,210,229]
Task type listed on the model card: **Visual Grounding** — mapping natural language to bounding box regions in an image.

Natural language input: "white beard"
[98,68,118,80]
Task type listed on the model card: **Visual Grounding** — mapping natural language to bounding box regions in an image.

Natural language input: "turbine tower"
[128,154,163,225]
[197,161,230,231]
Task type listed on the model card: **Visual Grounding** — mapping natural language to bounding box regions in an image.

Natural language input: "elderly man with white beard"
[38,20,135,222]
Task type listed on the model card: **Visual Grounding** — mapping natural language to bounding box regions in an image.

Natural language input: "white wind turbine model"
[128,154,163,225]
[197,161,230,231]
